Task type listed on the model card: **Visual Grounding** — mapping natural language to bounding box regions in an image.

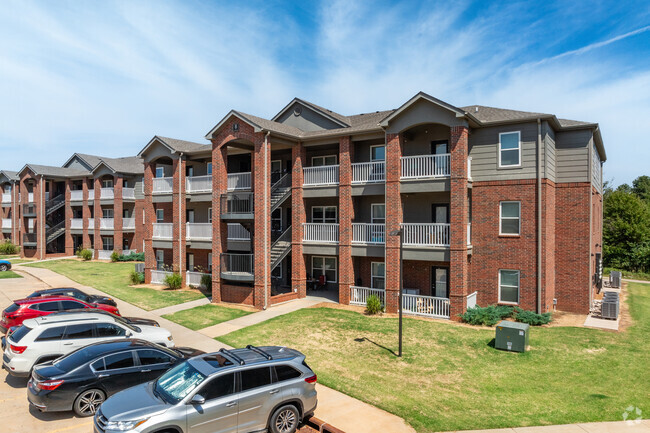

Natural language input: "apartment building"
[139,92,605,318]
[0,170,20,243]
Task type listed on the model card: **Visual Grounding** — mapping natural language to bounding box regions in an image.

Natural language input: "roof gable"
[272,98,350,128]
[380,92,470,133]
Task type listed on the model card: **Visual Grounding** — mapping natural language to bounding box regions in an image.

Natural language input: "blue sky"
[0,0,649,186]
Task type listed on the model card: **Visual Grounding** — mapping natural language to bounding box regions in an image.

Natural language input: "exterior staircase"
[45,194,65,216]
[271,174,291,213]
[271,226,292,270]
[46,220,65,244]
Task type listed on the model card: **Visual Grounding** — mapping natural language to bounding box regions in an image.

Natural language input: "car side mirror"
[125,331,132,337]
[190,394,205,405]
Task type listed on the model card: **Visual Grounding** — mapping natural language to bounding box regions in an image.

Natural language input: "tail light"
[304,374,317,384]
[10,344,27,354]
[36,379,64,391]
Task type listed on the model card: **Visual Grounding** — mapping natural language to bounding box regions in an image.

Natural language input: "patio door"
[431,140,449,155]
[432,204,449,224]
[431,267,449,298]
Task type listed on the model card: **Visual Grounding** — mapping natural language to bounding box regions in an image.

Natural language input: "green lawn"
[604,267,650,281]
[0,270,22,279]
[163,304,252,330]
[220,282,650,432]
[24,260,206,311]
[8,258,33,265]
[0,255,18,260]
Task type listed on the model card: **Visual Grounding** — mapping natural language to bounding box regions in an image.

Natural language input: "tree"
[603,190,650,271]
[632,175,650,204]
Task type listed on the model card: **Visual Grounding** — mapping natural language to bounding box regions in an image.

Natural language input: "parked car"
[61,309,160,328]
[2,312,174,377]
[0,259,11,272]
[96,346,317,433]
[0,296,120,333]
[26,287,118,307]
[28,339,204,417]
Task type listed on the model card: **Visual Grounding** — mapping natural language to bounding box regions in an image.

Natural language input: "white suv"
[2,312,174,377]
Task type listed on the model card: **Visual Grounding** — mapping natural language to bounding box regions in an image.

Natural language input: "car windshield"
[154,361,206,404]
[112,315,139,332]
[9,325,31,343]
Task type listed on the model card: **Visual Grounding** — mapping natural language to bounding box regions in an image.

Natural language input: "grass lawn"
[8,258,33,265]
[0,270,22,279]
[0,255,18,260]
[220,283,650,432]
[604,267,650,281]
[24,260,206,311]
[163,304,252,330]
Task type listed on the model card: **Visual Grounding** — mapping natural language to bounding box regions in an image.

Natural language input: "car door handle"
[269,389,280,394]
[63,342,73,346]
[226,401,237,407]
[98,374,109,378]
[141,369,151,373]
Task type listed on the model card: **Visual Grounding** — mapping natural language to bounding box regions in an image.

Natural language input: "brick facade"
[338,136,354,305]
[384,133,403,313]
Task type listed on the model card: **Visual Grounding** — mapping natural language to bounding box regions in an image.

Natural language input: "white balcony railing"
[153,223,173,240]
[227,172,251,191]
[153,177,173,194]
[97,250,113,260]
[70,190,83,201]
[28,192,34,203]
[467,223,472,246]
[88,218,94,230]
[303,223,339,243]
[187,175,213,193]
[186,271,210,288]
[100,218,114,230]
[303,165,339,186]
[352,161,385,183]
[186,223,212,241]
[402,294,450,319]
[151,270,173,285]
[401,154,450,179]
[123,187,136,200]
[87,189,94,200]
[1,218,11,229]
[228,223,251,240]
[71,218,83,229]
[350,286,385,307]
[2,193,12,203]
[352,223,385,244]
[401,223,450,247]
[123,218,136,230]
[100,187,114,199]
[467,156,472,180]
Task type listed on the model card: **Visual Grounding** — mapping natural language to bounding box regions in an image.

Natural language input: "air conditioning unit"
[601,291,619,320]
[609,271,621,288]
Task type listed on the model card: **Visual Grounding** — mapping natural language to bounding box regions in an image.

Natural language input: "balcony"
[1,193,11,203]
[401,223,450,247]
[352,161,385,183]
[227,172,251,191]
[220,193,254,220]
[99,218,114,230]
[87,189,94,201]
[1,218,11,230]
[349,286,450,319]
[123,218,136,230]
[401,154,450,179]
[186,175,212,193]
[220,253,254,282]
[23,203,36,217]
[352,223,385,244]
[153,223,173,240]
[70,190,83,201]
[123,187,136,200]
[23,232,37,246]
[350,286,386,306]
[153,177,173,194]
[303,165,339,186]
[303,223,339,243]
[100,188,114,200]
[88,218,95,230]
[28,192,34,203]
[228,223,251,240]
[186,223,212,241]
[71,218,83,229]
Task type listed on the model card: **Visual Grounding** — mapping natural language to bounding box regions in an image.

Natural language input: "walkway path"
[443,420,650,432]
[622,278,650,284]
[150,296,212,316]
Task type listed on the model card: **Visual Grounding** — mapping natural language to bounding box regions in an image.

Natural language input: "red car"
[1,296,120,333]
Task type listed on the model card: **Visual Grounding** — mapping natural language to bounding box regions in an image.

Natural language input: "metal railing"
[186,223,212,241]
[352,161,385,183]
[186,175,213,193]
[97,250,113,260]
[2,193,12,203]
[123,218,136,230]
[23,232,37,244]
[352,223,385,244]
[22,203,36,215]
[151,270,173,285]
[221,192,254,214]
[228,223,251,240]
[186,271,210,287]
[220,253,253,274]
[70,190,83,201]
[402,294,450,319]
[1,218,11,229]
[401,154,450,179]
[153,223,173,240]
[401,223,450,246]
[227,172,251,191]
[71,218,83,229]
[303,223,339,243]
[350,286,385,306]
[99,218,114,230]
[123,187,136,200]
[153,177,173,194]
[303,165,339,185]
[100,187,114,199]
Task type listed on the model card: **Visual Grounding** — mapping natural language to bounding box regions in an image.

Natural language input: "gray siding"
[65,156,93,171]
[402,124,450,157]
[402,192,449,223]
[591,142,602,193]
[133,179,144,199]
[555,130,592,183]
[353,195,385,222]
[543,122,556,182]
[276,102,342,131]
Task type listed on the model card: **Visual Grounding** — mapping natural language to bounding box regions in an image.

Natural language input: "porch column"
[385,133,403,314]
[82,178,91,249]
[252,134,271,309]
[338,136,354,305]
[144,163,156,283]
[113,176,124,254]
[93,178,102,257]
[211,146,229,303]
[64,180,74,255]
[36,175,45,260]
[172,158,186,284]
[19,176,27,257]
[291,142,307,298]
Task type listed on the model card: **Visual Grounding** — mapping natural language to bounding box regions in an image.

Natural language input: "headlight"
[105,418,149,431]
[167,336,173,341]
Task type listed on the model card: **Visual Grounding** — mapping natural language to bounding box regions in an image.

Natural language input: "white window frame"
[156,209,164,223]
[156,250,164,270]
[371,203,386,224]
[499,201,521,236]
[312,155,337,167]
[370,145,386,162]
[498,269,520,305]
[155,166,165,178]
[207,252,212,272]
[187,209,195,223]
[102,179,114,188]
[102,208,114,218]
[498,131,521,168]
[371,262,385,289]
[312,206,337,223]
[271,160,283,173]
[102,236,114,251]
[187,253,194,272]
[312,256,337,283]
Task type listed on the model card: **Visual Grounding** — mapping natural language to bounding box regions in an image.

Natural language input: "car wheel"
[0,264,7,272]
[73,389,105,417]
[269,404,299,433]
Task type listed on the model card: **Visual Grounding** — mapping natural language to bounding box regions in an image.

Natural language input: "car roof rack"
[246,345,273,360]
[219,348,245,365]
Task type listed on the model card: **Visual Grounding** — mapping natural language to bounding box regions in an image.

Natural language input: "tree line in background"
[603,175,650,273]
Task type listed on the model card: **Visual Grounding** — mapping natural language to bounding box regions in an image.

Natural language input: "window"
[312,206,337,223]
[187,209,195,223]
[312,155,337,166]
[499,270,520,304]
[186,166,194,177]
[187,253,194,272]
[207,253,212,272]
[271,160,282,173]
[202,373,236,400]
[36,326,66,342]
[33,301,60,312]
[500,201,521,235]
[102,237,114,251]
[96,323,127,337]
[103,352,135,370]
[102,208,114,218]
[61,300,86,310]
[312,256,337,283]
[137,349,173,366]
[102,179,113,188]
[370,145,385,162]
[155,166,165,178]
[208,208,212,223]
[371,262,385,290]
[64,324,94,340]
[156,209,164,222]
[156,250,164,270]
[207,163,212,175]
[499,132,521,167]
[371,204,385,224]
[274,365,301,382]
[241,367,272,392]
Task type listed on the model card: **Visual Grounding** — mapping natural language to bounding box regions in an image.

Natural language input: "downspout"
[263,131,270,310]
[537,119,542,314]
[178,152,184,278]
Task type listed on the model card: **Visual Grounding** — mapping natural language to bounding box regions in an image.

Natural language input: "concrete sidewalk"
[443,420,650,433]
[149,296,212,316]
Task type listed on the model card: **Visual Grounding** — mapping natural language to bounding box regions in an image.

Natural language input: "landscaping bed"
[163,303,252,330]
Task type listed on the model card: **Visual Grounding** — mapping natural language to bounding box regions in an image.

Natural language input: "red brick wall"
[542,180,556,312]
[291,143,307,298]
[154,202,174,223]
[384,133,403,313]
[186,248,211,272]
[143,162,155,283]
[222,284,254,305]
[338,136,354,304]
[133,196,145,252]
[449,125,469,319]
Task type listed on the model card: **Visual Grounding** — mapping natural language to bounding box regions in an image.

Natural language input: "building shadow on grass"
[354,337,398,357]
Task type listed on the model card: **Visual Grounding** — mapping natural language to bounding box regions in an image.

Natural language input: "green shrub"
[366,294,384,315]
[129,269,144,285]
[513,307,552,325]
[200,274,212,291]
[460,305,513,326]
[77,248,93,261]
[164,272,183,290]
[110,251,119,262]
[0,240,19,255]
[117,252,145,262]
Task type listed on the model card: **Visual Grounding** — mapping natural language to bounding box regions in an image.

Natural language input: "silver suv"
[94,346,317,433]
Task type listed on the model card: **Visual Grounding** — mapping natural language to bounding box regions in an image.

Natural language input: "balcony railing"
[151,270,173,285]
[153,177,173,194]
[186,271,210,288]
[220,253,254,279]
[227,172,251,191]
[1,218,11,229]
[402,294,450,319]
[467,156,472,180]
[352,223,385,244]
[123,187,136,200]
[303,223,339,243]
[1,193,11,203]
[186,175,213,193]
[303,165,339,186]
[23,232,37,245]
[467,223,471,246]
[100,187,114,199]
[153,223,173,240]
[88,218,94,230]
[401,154,450,179]
[87,189,94,200]
[350,286,385,307]
[99,218,114,230]
[28,192,34,203]
[70,190,83,201]
[352,161,385,183]
[228,223,251,240]
[97,250,113,260]
[71,218,83,229]
[401,223,450,247]
[23,204,36,216]
[186,223,212,241]
[123,218,135,230]
[220,192,254,215]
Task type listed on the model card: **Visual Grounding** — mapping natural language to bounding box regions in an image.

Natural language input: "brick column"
[19,176,27,257]
[113,176,123,254]
[82,179,91,249]
[13,182,19,245]
[385,133,403,313]
[212,146,229,303]
[94,178,102,257]
[449,125,469,320]
[64,180,74,255]
[172,158,186,283]
[291,143,307,298]
[252,134,270,309]
[338,136,354,304]
[36,175,44,260]
[144,163,156,283]
[0,184,5,242]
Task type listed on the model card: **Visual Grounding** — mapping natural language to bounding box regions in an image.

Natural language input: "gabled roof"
[379,92,476,127]
[271,98,350,127]
[204,110,305,140]
[19,164,90,178]
[138,135,210,157]
[92,156,144,175]
[0,170,19,182]
[63,153,103,170]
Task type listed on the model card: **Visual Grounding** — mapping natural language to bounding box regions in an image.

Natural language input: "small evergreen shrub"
[513,307,552,325]
[0,240,19,255]
[366,294,383,315]
[110,251,119,262]
[164,272,183,290]
[77,248,93,261]
[200,274,212,291]
[460,305,514,326]
[117,252,145,262]
[129,270,144,285]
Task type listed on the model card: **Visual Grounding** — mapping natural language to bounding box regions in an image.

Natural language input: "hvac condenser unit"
[601,291,620,320]
[609,271,621,288]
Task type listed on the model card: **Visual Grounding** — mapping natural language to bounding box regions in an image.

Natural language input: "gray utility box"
[495,321,530,353]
